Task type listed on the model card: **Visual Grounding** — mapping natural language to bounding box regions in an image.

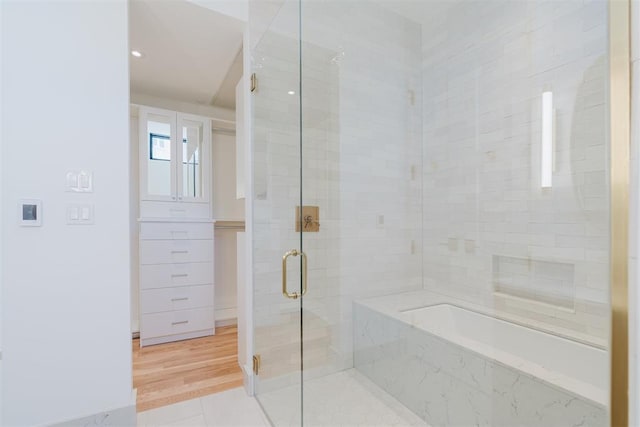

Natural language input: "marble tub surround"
[353,298,607,427]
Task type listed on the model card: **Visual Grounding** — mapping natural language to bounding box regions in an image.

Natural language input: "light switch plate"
[66,170,93,193]
[67,204,94,225]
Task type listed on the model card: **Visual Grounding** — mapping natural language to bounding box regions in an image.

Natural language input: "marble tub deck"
[355,290,605,349]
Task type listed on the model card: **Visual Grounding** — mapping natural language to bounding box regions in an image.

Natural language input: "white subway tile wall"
[421,0,610,342]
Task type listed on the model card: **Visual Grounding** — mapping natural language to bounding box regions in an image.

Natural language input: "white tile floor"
[137,387,270,427]
[258,370,426,427]
[138,369,426,427]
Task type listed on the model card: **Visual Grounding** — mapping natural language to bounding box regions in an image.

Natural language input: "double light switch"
[67,204,94,225]
[66,170,93,193]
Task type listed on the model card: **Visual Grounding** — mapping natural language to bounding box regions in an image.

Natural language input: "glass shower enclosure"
[249,0,630,425]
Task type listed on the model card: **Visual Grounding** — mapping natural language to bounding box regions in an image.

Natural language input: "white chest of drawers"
[138,219,215,347]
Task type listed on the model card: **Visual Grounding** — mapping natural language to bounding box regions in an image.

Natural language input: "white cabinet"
[138,219,215,347]
[135,105,216,346]
[138,106,212,218]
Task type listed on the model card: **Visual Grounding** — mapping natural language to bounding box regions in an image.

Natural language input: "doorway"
[128,0,246,412]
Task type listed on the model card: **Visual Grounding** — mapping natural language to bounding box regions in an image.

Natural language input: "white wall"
[213,132,244,220]
[212,131,244,323]
[131,92,234,122]
[188,0,248,22]
[215,229,240,321]
[130,113,140,333]
[1,2,133,425]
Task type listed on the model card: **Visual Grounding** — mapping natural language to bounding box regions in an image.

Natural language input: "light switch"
[81,207,90,220]
[78,171,92,191]
[66,172,79,190]
[67,204,94,225]
[66,170,93,193]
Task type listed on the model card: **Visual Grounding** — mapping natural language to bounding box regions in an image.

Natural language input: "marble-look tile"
[138,398,203,427]
[257,370,426,427]
[354,303,607,427]
[138,388,269,427]
[421,0,610,342]
[165,414,207,427]
[201,387,269,427]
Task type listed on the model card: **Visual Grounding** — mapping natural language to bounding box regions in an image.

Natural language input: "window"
[149,133,171,161]
[149,134,199,166]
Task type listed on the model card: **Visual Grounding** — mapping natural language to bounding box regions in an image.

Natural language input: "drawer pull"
[172,320,189,326]
[171,274,189,278]
[171,297,189,302]
[171,250,189,254]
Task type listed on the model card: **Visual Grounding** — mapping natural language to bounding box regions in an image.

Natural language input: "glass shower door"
[251,0,305,425]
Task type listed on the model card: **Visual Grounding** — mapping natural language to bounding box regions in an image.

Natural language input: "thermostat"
[19,199,42,226]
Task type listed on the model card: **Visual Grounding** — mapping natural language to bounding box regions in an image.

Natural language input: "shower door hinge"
[252,354,261,375]
[250,73,257,93]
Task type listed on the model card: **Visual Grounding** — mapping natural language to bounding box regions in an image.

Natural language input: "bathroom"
[0,0,638,426]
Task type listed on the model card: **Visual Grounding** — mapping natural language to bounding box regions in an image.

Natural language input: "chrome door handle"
[281,249,307,300]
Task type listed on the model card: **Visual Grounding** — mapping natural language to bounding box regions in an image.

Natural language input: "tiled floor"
[257,370,426,427]
[138,369,426,427]
[137,387,270,427]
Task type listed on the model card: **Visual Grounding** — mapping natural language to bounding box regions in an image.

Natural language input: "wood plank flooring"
[133,325,244,412]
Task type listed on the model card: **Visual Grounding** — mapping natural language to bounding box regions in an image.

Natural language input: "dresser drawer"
[140,284,214,314]
[140,262,213,289]
[140,239,213,264]
[139,222,214,240]
[140,307,214,340]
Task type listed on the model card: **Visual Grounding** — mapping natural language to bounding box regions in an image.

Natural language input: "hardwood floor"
[133,325,243,412]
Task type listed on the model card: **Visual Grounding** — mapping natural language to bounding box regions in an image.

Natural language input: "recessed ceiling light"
[131,50,143,58]
[288,91,296,95]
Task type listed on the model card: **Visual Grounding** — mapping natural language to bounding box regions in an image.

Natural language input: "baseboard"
[49,391,136,427]
[141,329,214,347]
[215,307,237,322]
[242,363,254,396]
[215,317,237,327]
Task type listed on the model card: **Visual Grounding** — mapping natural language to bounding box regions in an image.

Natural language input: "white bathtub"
[399,303,607,406]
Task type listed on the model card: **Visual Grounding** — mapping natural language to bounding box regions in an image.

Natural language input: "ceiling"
[129,0,244,109]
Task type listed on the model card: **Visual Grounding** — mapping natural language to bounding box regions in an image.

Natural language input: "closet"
[136,105,216,347]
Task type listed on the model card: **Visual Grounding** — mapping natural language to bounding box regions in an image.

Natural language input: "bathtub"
[354,297,607,426]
